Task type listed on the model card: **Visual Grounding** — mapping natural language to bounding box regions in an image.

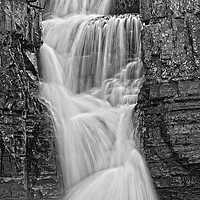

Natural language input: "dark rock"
[110,0,140,15]
[0,0,63,199]
[140,0,200,21]
[138,1,200,199]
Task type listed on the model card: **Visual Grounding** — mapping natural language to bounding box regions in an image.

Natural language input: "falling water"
[40,0,158,199]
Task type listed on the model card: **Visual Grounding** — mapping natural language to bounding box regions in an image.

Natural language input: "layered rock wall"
[110,0,139,15]
[0,1,62,199]
[138,1,200,199]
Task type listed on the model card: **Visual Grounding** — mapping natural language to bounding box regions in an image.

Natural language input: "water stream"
[40,1,158,199]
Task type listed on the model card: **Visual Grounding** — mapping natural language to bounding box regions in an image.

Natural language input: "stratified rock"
[0,0,63,199]
[110,0,140,15]
[140,0,200,21]
[138,1,200,200]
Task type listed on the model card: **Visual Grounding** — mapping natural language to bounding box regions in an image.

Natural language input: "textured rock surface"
[138,0,200,199]
[110,0,140,15]
[0,0,63,199]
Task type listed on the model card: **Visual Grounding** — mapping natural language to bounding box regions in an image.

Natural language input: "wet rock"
[141,0,200,21]
[0,0,62,199]
[110,0,140,15]
[138,1,200,199]
[125,60,144,80]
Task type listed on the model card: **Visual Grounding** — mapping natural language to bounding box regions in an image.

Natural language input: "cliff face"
[0,1,62,199]
[110,0,139,14]
[138,0,200,199]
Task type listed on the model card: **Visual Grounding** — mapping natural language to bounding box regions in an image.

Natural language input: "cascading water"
[40,0,158,199]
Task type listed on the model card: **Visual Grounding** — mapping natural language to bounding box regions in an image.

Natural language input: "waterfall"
[40,0,158,199]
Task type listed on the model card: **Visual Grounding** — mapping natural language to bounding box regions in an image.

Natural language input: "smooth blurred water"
[40,1,158,199]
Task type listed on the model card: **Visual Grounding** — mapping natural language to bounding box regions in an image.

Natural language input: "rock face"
[110,0,140,15]
[0,1,63,199]
[138,0,200,199]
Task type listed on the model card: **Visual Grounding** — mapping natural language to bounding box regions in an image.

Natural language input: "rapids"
[40,0,158,199]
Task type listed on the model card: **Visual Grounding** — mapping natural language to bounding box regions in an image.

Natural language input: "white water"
[40,1,158,200]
